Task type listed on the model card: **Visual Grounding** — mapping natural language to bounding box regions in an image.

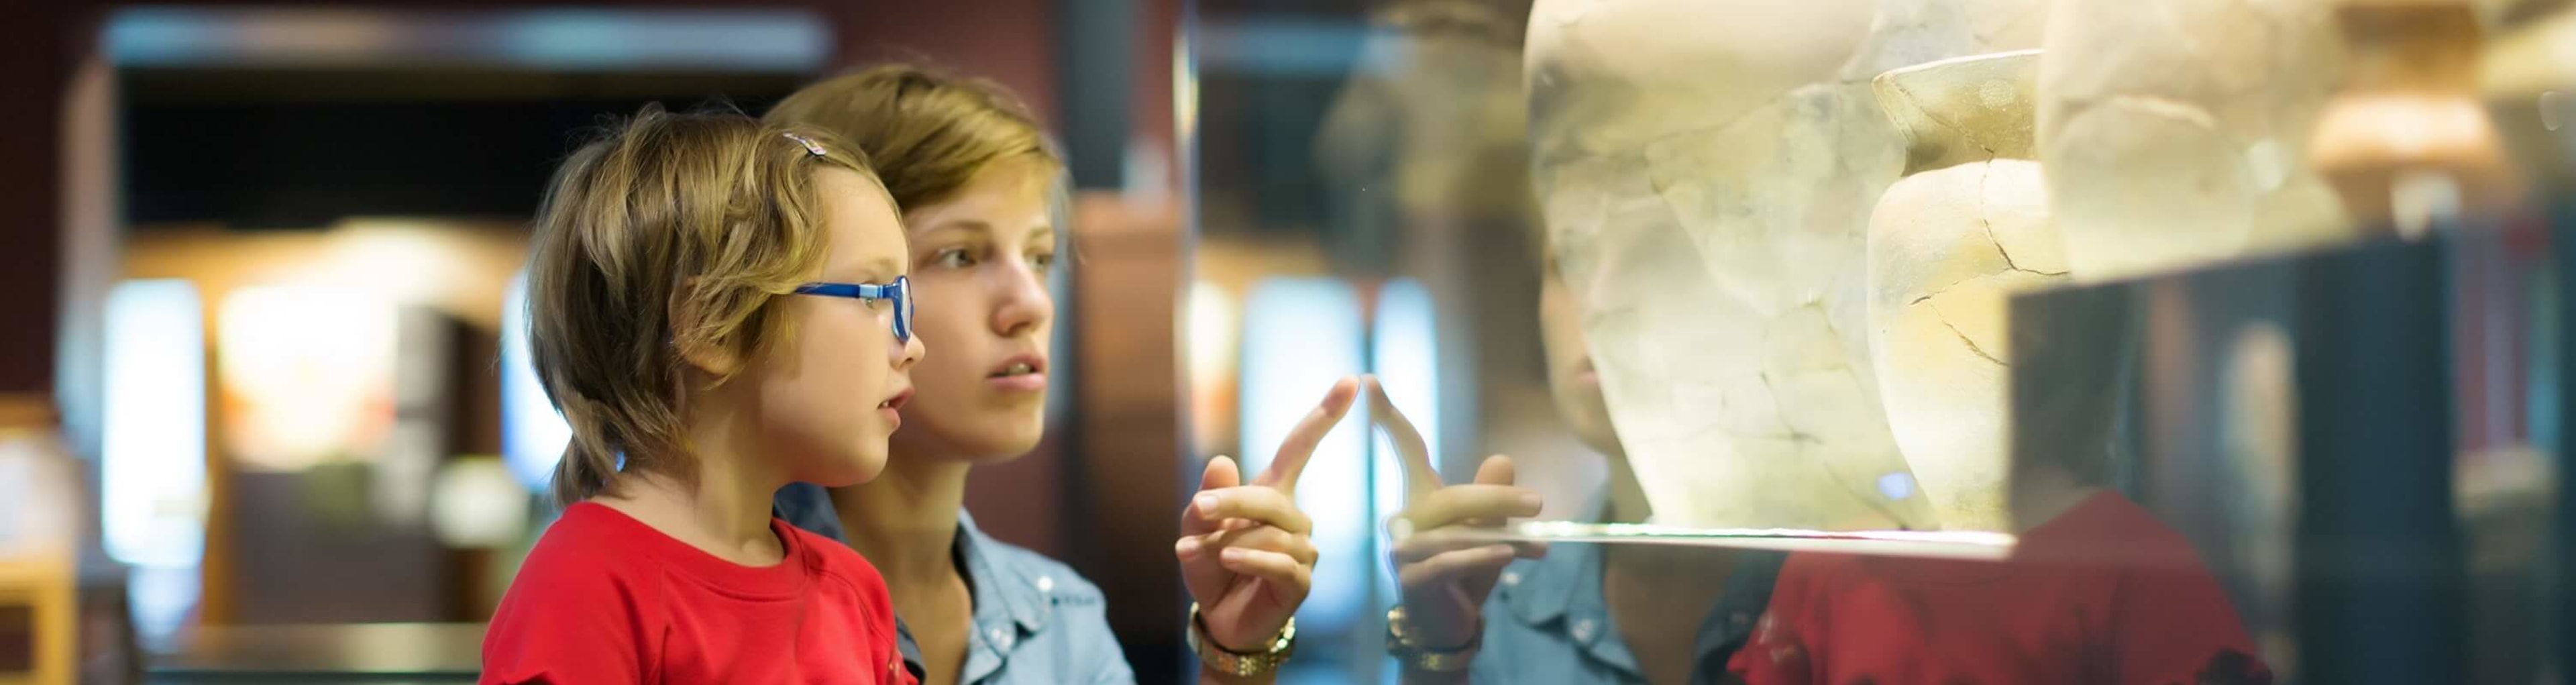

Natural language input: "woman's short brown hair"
[525,105,876,505]
[763,64,1061,212]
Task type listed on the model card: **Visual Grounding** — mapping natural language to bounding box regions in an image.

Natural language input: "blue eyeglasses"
[794,276,914,344]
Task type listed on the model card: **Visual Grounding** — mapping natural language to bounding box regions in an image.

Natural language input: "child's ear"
[669,280,746,376]
[676,333,745,377]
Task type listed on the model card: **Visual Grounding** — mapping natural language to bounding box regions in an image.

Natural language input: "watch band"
[1189,603,1296,676]
[1386,606,1481,672]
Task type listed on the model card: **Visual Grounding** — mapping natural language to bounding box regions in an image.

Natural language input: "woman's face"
[1538,252,1621,458]
[890,157,1059,461]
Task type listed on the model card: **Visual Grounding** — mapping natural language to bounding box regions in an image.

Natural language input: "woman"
[765,65,1336,685]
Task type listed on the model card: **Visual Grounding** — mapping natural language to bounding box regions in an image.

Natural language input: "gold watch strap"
[1386,606,1481,672]
[1189,603,1297,677]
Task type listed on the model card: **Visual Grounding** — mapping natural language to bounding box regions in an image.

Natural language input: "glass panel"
[1189,0,2571,682]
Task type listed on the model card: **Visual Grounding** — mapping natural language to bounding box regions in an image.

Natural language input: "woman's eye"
[932,248,978,268]
[1029,252,1057,273]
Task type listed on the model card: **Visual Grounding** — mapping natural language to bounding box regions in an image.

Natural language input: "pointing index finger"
[1256,376,1361,494]
[1368,376,1442,505]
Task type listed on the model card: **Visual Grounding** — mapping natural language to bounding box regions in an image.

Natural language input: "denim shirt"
[775,483,1136,684]
[1470,537,1784,684]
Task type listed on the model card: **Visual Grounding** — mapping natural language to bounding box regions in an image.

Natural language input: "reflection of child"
[480,109,924,684]
[1732,288,2269,685]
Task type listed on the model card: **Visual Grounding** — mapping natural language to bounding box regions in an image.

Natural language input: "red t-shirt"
[481,502,915,684]
[1730,490,2270,685]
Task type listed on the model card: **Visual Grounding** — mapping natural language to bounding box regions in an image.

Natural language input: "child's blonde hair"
[525,105,877,505]
[763,64,1061,213]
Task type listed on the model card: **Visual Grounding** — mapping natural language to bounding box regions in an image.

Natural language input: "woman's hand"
[1377,378,1545,656]
[1175,376,1357,653]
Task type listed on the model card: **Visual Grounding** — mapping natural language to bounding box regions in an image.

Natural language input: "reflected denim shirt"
[1470,538,1783,685]
[775,483,1136,685]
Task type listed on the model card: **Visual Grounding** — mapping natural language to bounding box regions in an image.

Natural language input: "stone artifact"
[1525,0,2047,529]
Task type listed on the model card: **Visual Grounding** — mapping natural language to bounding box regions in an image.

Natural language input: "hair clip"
[783,131,828,158]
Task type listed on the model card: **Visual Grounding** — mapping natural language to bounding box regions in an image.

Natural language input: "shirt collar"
[957,511,1051,637]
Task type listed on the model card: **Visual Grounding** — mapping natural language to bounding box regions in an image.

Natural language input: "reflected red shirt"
[1730,490,2269,685]
[482,503,915,685]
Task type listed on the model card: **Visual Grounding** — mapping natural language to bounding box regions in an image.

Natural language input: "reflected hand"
[1375,376,1545,652]
[1175,376,1358,652]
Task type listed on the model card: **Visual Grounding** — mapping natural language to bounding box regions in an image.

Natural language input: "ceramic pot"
[1865,50,2068,532]
[1524,0,2048,529]
[2039,0,2355,281]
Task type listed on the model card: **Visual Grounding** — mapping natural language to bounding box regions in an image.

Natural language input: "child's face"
[748,168,925,486]
[885,157,1058,461]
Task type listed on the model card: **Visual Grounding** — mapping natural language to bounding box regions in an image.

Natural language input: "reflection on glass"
[1181,0,2576,679]
[2039,0,2352,281]
[2220,322,2299,672]
[1238,278,1369,633]
[1527,0,2048,533]
[1732,284,2269,684]
[1370,278,1441,602]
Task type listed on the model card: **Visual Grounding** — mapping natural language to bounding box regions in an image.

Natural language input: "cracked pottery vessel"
[1865,50,2065,533]
[2039,0,2356,282]
[1525,0,2048,529]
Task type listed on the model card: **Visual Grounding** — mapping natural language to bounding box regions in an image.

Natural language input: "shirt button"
[1500,571,1521,586]
[989,628,1013,649]
[1036,576,1055,594]
[1571,619,1597,642]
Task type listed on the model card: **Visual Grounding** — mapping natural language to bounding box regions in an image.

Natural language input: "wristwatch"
[1189,603,1296,676]
[1386,606,1481,672]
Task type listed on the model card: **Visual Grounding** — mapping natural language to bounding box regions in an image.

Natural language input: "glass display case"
[1186,0,2573,682]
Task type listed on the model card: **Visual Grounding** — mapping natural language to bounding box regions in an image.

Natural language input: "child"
[1731,286,2269,685]
[480,107,926,684]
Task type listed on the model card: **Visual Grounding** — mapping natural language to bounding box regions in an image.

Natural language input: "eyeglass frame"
[792,276,915,344]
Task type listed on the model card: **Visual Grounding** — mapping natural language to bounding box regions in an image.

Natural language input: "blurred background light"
[101,279,207,569]
[105,7,828,71]
[373,307,457,527]
[496,10,828,71]
[101,280,211,651]
[1187,280,1242,456]
[431,457,531,549]
[500,270,571,494]
[1368,278,1438,600]
[216,286,398,472]
[1237,278,1367,634]
[1195,17,1381,76]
